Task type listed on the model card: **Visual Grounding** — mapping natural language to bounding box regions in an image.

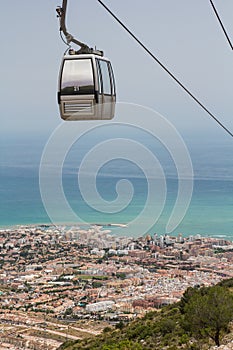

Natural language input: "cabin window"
[61,59,94,95]
[98,60,111,95]
[109,63,116,96]
[96,60,103,94]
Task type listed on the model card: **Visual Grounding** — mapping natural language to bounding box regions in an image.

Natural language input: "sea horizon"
[1,134,232,240]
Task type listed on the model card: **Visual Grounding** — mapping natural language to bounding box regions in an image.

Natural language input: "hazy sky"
[1,0,233,140]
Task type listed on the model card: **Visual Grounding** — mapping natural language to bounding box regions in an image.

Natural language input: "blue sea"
[1,132,233,240]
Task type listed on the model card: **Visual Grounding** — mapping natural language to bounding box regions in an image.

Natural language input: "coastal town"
[0,224,233,349]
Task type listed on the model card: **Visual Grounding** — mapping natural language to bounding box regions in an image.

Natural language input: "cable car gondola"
[56,1,116,121]
[58,49,116,120]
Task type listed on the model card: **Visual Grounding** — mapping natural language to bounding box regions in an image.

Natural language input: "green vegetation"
[181,285,233,346]
[218,277,233,288]
[116,273,126,280]
[59,282,233,350]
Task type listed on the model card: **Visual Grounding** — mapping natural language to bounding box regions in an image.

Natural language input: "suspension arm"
[56,0,90,52]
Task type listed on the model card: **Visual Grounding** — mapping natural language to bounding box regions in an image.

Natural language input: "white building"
[86,300,115,313]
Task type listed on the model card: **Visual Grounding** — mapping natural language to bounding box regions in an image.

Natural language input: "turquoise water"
[1,134,233,239]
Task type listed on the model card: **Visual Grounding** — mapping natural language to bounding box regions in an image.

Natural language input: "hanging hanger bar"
[56,0,103,55]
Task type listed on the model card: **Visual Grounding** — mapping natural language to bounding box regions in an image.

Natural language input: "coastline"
[0,222,232,242]
[0,222,128,229]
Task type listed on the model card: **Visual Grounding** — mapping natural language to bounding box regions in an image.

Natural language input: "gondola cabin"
[57,50,116,120]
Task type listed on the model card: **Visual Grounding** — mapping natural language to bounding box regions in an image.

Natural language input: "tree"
[182,285,233,347]
[179,285,207,314]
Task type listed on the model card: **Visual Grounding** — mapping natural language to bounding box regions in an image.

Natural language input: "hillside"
[59,279,233,350]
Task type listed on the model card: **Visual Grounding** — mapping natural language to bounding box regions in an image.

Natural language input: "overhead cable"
[97,0,233,138]
[209,0,233,50]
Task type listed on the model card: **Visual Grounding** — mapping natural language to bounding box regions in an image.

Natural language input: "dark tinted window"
[61,59,94,95]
